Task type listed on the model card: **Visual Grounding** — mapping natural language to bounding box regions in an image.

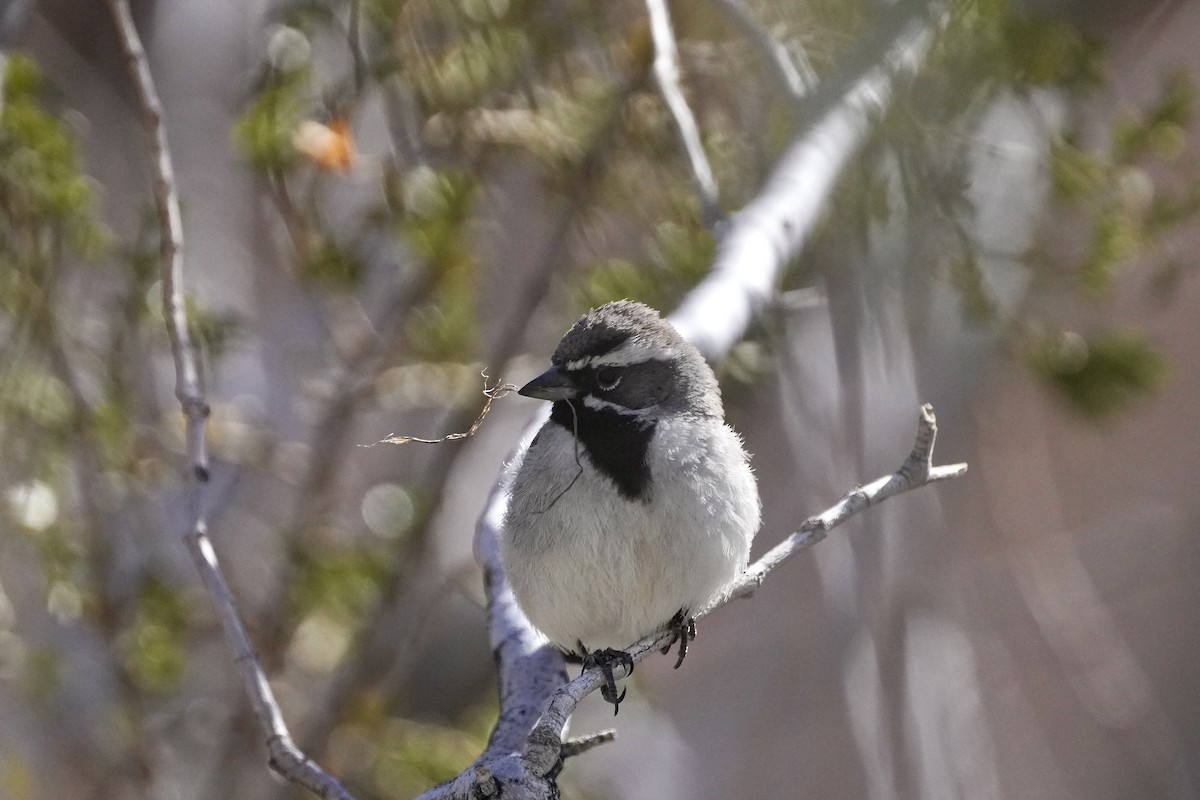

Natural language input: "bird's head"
[519,300,722,420]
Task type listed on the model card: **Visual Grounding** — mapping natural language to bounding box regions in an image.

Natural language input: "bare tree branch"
[104,0,207,486]
[645,0,722,227]
[418,2,953,797]
[104,2,356,797]
[729,404,966,597]
[184,530,357,800]
[558,731,618,762]
[708,0,817,103]
[671,0,944,359]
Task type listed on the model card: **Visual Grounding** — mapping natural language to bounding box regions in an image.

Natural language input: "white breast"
[501,415,760,653]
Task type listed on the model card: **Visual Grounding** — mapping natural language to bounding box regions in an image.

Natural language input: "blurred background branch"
[645,0,722,227]
[104,0,354,797]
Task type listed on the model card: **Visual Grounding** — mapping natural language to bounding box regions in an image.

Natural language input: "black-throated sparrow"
[502,300,761,712]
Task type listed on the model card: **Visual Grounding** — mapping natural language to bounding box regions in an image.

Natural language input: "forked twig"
[362,371,519,446]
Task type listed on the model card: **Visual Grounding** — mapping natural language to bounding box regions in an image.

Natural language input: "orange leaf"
[293,119,355,172]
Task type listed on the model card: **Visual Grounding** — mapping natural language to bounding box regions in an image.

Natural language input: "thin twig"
[559,731,617,763]
[104,2,357,798]
[708,0,817,104]
[346,0,367,93]
[644,0,723,227]
[362,372,519,446]
[105,0,208,486]
[728,404,966,597]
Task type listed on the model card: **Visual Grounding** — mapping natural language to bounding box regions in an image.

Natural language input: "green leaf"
[0,55,109,258]
[1048,139,1108,202]
[292,547,390,623]
[118,578,190,692]
[22,647,63,704]
[232,68,310,173]
[1081,209,1141,294]
[300,237,364,288]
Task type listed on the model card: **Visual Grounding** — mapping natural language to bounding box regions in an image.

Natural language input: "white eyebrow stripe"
[565,356,592,371]
[581,394,655,417]
[566,340,678,371]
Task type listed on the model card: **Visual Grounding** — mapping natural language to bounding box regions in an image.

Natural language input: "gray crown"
[555,300,723,418]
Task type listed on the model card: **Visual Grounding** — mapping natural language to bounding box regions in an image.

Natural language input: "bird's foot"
[660,610,697,669]
[581,644,634,716]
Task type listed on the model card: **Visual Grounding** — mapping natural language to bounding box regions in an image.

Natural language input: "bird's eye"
[595,367,622,391]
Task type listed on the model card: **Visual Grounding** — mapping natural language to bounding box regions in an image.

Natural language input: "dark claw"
[602,685,627,708]
[583,647,634,716]
[662,611,697,669]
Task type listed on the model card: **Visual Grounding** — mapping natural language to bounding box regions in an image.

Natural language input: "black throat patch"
[550,400,654,501]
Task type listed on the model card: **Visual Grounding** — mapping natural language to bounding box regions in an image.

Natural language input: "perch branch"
[730,403,965,597]
[105,2,357,797]
[644,0,722,227]
[522,404,967,773]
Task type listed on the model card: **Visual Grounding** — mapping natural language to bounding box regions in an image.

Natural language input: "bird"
[501,300,761,713]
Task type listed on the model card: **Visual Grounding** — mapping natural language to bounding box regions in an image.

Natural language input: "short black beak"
[519,365,578,401]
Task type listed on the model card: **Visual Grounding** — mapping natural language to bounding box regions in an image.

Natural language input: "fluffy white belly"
[501,415,760,653]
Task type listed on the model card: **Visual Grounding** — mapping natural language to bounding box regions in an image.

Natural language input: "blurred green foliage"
[0,752,34,800]
[118,578,190,692]
[0,55,108,263]
[1001,13,1101,88]
[576,219,714,312]
[1113,69,1193,162]
[811,0,1190,418]
[1030,328,1166,418]
[1048,70,1196,298]
[411,24,531,111]
[400,167,480,359]
[328,698,495,799]
[21,646,63,705]
[232,67,311,173]
[1027,68,1195,416]
[301,236,365,286]
[292,546,392,623]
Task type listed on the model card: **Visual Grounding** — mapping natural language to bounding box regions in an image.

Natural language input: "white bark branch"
[645,0,722,227]
[671,0,944,360]
[708,0,817,103]
[105,2,356,798]
[423,3,955,798]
